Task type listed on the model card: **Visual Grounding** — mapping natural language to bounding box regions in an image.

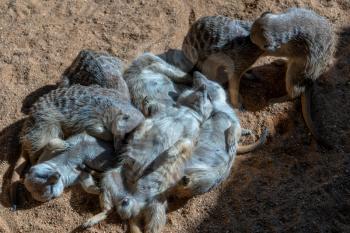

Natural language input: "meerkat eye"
[122,115,130,120]
[121,198,130,207]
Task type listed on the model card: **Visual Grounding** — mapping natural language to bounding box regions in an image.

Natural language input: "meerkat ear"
[260,11,272,17]
[122,114,130,121]
[47,138,69,151]
[193,71,208,87]
[47,172,61,185]
[196,83,207,92]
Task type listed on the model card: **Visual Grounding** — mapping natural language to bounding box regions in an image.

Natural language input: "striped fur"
[182,15,264,108]
[59,50,130,100]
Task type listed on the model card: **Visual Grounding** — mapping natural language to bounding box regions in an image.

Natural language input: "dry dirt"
[0,0,349,232]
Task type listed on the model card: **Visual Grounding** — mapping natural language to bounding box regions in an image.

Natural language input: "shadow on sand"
[191,26,350,233]
[0,84,58,209]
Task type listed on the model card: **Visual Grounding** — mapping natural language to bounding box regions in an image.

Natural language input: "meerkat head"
[193,71,227,104]
[24,163,64,202]
[177,82,213,120]
[251,11,281,52]
[112,109,145,148]
[105,168,143,219]
[116,195,142,219]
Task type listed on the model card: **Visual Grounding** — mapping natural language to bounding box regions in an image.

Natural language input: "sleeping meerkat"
[171,72,268,198]
[24,133,117,202]
[121,81,213,183]
[123,52,193,115]
[250,8,335,147]
[182,15,264,109]
[172,111,266,199]
[81,80,213,232]
[59,50,130,100]
[81,72,267,233]
[121,73,268,233]
[10,85,144,210]
[82,138,194,233]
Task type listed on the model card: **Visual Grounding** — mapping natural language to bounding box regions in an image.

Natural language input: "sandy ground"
[0,0,349,232]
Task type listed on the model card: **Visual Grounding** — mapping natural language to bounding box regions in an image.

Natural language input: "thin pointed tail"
[301,86,332,149]
[237,128,269,154]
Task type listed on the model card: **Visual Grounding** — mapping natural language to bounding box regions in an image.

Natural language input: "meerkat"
[121,82,213,183]
[10,85,144,210]
[157,49,194,73]
[24,133,118,202]
[81,82,213,231]
[173,110,268,198]
[82,138,194,233]
[59,50,130,100]
[123,52,193,115]
[182,15,264,109]
[192,71,267,153]
[250,8,335,147]
[169,72,267,198]
[81,73,267,233]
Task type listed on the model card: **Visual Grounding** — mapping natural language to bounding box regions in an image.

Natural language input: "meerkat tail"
[81,210,111,229]
[301,87,332,149]
[129,219,143,233]
[10,154,28,211]
[237,128,268,154]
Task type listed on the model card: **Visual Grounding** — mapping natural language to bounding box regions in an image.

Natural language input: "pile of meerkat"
[8,7,334,233]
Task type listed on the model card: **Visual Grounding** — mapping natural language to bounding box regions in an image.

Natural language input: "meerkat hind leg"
[86,125,113,142]
[228,73,243,110]
[129,218,143,233]
[79,172,100,195]
[81,192,113,228]
[147,62,192,84]
[10,151,30,211]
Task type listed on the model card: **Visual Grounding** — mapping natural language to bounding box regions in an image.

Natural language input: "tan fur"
[182,16,264,108]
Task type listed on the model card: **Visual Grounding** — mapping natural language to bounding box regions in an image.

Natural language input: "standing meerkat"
[59,50,130,100]
[123,52,193,115]
[182,15,264,108]
[10,85,144,210]
[24,133,117,202]
[250,8,335,147]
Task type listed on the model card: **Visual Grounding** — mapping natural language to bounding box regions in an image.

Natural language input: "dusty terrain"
[0,0,349,232]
